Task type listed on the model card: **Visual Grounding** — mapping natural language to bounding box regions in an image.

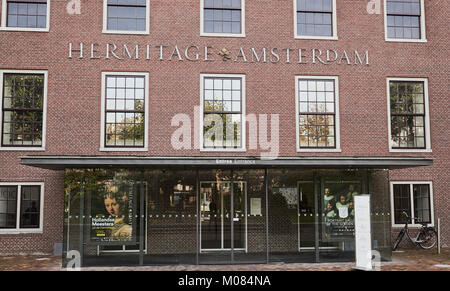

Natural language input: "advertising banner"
[88,182,136,245]
[322,182,359,241]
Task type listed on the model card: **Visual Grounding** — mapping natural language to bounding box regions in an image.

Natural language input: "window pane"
[413,184,431,224]
[299,114,335,148]
[2,74,44,147]
[0,186,17,229]
[393,184,412,224]
[386,0,421,39]
[297,1,333,36]
[389,81,426,149]
[107,0,147,31]
[104,75,146,148]
[298,79,336,149]
[204,21,214,32]
[231,22,241,34]
[20,186,40,228]
[7,1,47,28]
[203,77,242,149]
[204,9,214,20]
[204,0,241,35]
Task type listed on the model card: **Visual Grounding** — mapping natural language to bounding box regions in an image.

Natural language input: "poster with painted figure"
[88,181,136,245]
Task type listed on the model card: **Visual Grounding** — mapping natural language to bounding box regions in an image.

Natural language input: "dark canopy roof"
[20,155,434,170]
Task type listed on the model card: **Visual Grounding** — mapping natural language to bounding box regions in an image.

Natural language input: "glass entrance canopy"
[61,168,393,267]
[21,155,432,267]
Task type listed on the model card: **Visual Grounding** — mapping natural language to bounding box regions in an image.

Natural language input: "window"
[0,0,49,31]
[294,0,337,40]
[103,0,149,34]
[0,70,47,150]
[391,182,433,227]
[387,78,431,151]
[101,72,148,151]
[201,0,245,37]
[200,74,246,151]
[101,73,148,150]
[296,76,340,152]
[0,183,43,233]
[385,0,426,42]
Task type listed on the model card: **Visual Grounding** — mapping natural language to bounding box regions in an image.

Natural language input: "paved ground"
[0,249,449,271]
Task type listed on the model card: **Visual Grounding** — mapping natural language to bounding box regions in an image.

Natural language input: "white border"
[200,0,246,38]
[386,77,431,152]
[0,69,47,151]
[0,0,50,32]
[390,181,434,228]
[294,0,338,40]
[100,71,149,152]
[0,182,44,234]
[295,75,341,153]
[102,0,150,35]
[199,73,246,152]
[384,0,427,42]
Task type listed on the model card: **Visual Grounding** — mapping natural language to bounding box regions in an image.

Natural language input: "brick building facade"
[0,0,447,265]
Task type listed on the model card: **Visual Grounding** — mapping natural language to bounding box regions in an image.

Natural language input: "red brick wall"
[0,0,448,253]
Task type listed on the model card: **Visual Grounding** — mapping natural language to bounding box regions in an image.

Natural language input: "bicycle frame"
[402,223,425,245]
[394,212,437,250]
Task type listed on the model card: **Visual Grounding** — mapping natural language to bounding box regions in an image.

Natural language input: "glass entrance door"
[232,182,246,250]
[297,178,362,261]
[298,182,315,250]
[200,182,225,250]
[200,182,247,252]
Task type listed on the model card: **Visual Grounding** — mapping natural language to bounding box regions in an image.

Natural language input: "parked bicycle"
[392,211,438,251]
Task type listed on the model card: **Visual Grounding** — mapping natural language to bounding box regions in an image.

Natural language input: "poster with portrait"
[322,182,360,241]
[88,182,137,245]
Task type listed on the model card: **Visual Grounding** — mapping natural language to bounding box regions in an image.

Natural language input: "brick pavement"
[0,249,449,271]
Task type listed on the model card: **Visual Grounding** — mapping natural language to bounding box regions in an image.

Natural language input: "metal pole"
[231,169,234,263]
[314,174,320,263]
[139,179,145,266]
[196,169,200,265]
[265,168,269,264]
[65,186,71,255]
[437,218,441,254]
[79,177,85,268]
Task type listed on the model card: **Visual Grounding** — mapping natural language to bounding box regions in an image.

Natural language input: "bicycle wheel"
[418,229,438,249]
[393,230,405,251]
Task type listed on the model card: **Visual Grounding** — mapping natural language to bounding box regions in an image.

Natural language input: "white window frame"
[200,73,246,152]
[0,69,48,151]
[294,0,338,40]
[0,182,44,234]
[200,0,246,38]
[384,0,427,43]
[102,0,150,35]
[0,0,50,32]
[386,77,431,153]
[295,75,341,152]
[100,71,149,152]
[390,181,434,228]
